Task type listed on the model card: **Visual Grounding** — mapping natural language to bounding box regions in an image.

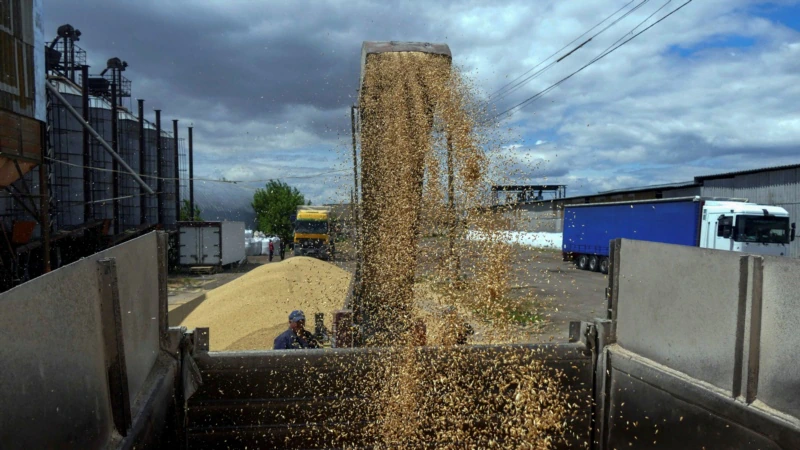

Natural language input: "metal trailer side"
[220,221,245,266]
[178,221,245,267]
[562,197,702,260]
[0,232,182,449]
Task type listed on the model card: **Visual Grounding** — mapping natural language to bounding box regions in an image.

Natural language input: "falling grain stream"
[341,49,581,448]
[185,46,588,450]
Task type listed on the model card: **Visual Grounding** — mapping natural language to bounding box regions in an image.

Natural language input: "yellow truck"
[293,206,334,259]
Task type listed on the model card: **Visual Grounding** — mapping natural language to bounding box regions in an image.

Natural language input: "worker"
[268,239,274,262]
[441,306,474,345]
[273,310,320,350]
[279,241,286,260]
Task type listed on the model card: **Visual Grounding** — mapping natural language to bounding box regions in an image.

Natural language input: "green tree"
[252,180,307,242]
[180,199,203,221]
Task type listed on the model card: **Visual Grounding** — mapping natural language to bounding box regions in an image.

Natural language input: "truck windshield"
[735,216,790,244]
[295,220,327,234]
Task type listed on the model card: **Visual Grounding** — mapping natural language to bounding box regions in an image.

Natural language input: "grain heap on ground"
[179,257,350,351]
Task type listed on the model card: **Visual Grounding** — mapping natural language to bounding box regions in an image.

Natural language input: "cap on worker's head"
[289,310,306,322]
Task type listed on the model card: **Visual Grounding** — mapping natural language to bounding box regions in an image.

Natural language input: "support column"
[155,110,162,225]
[81,65,91,222]
[173,119,180,223]
[188,126,194,221]
[111,82,119,235]
[138,99,146,224]
[39,122,50,273]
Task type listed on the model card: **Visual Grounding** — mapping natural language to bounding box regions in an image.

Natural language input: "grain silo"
[118,110,141,230]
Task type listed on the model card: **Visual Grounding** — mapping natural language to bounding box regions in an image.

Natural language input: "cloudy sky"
[44,0,800,204]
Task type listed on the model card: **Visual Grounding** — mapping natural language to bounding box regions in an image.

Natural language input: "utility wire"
[491,0,652,104]
[56,191,167,205]
[489,0,649,104]
[489,0,637,99]
[495,0,692,120]
[45,157,349,183]
[594,0,674,63]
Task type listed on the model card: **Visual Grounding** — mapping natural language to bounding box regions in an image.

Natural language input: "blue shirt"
[273,328,319,349]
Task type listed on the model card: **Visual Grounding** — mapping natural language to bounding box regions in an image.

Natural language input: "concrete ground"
[510,247,608,342]
[168,242,608,343]
[333,240,608,343]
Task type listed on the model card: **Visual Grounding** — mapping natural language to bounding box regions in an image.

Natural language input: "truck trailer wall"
[600,239,800,449]
[614,240,747,391]
[0,248,115,448]
[178,221,245,266]
[220,221,245,266]
[563,199,701,257]
[187,344,593,449]
[758,255,800,419]
[0,232,168,449]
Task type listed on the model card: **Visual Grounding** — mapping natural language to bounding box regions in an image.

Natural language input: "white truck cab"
[699,199,796,257]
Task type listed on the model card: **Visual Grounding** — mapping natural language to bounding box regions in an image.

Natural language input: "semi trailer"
[563,196,796,273]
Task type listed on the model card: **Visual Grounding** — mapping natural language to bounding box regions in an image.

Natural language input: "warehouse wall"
[513,202,563,232]
[662,186,702,198]
[699,167,800,258]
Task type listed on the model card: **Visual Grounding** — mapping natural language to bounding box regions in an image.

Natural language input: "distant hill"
[193,180,257,227]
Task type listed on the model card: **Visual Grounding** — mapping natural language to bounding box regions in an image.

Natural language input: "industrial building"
[509,163,800,258]
[1,16,196,291]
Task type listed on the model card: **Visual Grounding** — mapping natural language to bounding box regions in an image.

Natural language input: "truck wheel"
[599,257,609,274]
[588,255,600,272]
[576,254,589,270]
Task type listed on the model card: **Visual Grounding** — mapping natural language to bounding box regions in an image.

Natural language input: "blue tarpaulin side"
[562,199,701,257]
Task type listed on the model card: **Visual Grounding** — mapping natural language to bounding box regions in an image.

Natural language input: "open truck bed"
[1,232,799,448]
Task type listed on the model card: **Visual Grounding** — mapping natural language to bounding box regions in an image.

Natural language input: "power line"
[495,0,692,120]
[490,0,653,105]
[489,0,649,103]
[45,157,349,184]
[593,0,674,63]
[489,0,637,99]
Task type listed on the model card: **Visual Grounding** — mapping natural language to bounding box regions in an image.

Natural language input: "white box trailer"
[178,221,245,267]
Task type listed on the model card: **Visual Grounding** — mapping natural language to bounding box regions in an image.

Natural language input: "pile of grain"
[179,257,350,350]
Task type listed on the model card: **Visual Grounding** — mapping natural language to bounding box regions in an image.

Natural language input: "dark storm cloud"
[43,1,441,121]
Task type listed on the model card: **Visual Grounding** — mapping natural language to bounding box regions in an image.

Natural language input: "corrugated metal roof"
[695,163,800,181]
[596,180,699,195]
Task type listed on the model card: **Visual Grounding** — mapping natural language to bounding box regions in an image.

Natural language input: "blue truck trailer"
[563,197,795,273]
